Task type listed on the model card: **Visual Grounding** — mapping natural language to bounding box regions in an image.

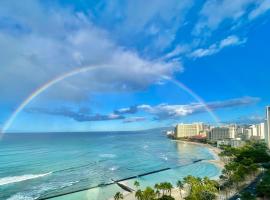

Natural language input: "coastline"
[113,140,224,200]
[174,140,225,169]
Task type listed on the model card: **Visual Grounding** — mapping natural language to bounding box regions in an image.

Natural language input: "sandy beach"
[174,140,225,169]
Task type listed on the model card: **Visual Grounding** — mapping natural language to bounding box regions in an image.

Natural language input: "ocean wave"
[60,180,80,188]
[6,193,35,200]
[99,154,116,158]
[0,172,52,186]
[109,166,119,171]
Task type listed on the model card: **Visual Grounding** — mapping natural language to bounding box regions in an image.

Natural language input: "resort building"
[207,126,235,141]
[174,123,205,138]
[265,106,270,148]
[217,138,245,148]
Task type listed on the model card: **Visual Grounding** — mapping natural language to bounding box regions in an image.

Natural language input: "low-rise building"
[217,138,245,148]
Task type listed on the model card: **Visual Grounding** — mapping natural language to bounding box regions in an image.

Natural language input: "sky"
[0,0,270,132]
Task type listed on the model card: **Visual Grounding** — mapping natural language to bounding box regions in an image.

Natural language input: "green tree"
[183,176,217,200]
[135,189,143,200]
[158,195,175,200]
[134,180,140,190]
[142,186,156,200]
[165,182,173,196]
[176,180,184,198]
[256,169,270,198]
[240,191,256,200]
[200,190,216,200]
[159,182,166,196]
[154,183,161,198]
[114,192,124,200]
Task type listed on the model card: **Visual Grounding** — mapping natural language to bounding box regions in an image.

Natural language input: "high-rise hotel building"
[174,123,205,138]
[265,106,270,148]
[207,126,236,141]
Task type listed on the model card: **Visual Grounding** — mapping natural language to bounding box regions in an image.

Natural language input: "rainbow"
[1,66,220,136]
[164,76,220,124]
[1,66,99,135]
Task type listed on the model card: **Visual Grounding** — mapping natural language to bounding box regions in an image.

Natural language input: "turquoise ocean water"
[0,130,221,200]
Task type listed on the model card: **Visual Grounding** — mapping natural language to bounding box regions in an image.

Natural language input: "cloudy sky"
[0,0,269,132]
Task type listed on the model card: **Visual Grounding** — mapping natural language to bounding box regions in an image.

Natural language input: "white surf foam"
[99,154,116,158]
[7,194,35,200]
[0,172,52,186]
[109,166,119,171]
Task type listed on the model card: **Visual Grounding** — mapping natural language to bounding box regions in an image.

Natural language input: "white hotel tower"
[265,106,270,148]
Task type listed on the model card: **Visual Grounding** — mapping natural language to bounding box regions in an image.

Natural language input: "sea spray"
[0,172,52,186]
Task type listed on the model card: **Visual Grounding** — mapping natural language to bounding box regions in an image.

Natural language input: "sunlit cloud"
[116,96,260,120]
[193,0,270,35]
[189,35,246,58]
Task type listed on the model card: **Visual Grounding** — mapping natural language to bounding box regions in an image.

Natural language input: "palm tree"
[114,192,124,200]
[166,182,173,196]
[159,183,166,196]
[134,180,140,190]
[135,189,143,200]
[154,183,161,198]
[155,189,161,199]
[143,187,156,200]
[200,190,216,200]
[176,180,184,198]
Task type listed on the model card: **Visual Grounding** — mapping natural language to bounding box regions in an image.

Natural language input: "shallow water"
[0,130,221,200]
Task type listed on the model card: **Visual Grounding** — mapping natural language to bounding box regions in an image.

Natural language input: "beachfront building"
[265,106,270,148]
[217,138,245,148]
[207,126,235,141]
[174,123,204,138]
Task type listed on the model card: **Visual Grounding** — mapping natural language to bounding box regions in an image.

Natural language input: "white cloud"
[123,117,146,123]
[219,35,243,48]
[25,96,259,123]
[92,0,194,51]
[163,45,190,60]
[0,0,182,103]
[249,0,270,20]
[190,35,246,58]
[115,96,260,120]
[194,0,270,35]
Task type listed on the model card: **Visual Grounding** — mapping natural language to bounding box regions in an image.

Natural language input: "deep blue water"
[0,130,220,200]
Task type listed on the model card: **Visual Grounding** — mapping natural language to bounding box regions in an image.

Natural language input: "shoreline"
[114,140,225,200]
[174,140,225,169]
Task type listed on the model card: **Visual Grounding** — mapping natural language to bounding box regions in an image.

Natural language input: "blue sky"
[0,0,270,132]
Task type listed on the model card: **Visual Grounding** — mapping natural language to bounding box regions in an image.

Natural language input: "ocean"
[0,130,221,200]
